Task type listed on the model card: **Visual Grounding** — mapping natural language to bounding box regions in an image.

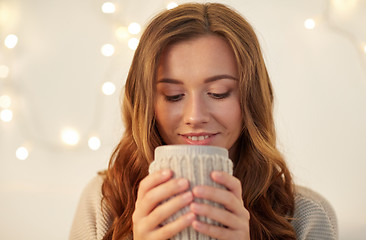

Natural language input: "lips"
[179,133,217,145]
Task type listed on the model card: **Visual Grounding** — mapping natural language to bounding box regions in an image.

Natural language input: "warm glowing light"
[364,45,366,53]
[16,147,29,160]
[332,0,357,12]
[101,2,116,13]
[0,65,9,78]
[304,18,316,30]
[0,4,10,25]
[4,34,18,48]
[102,82,116,95]
[88,136,101,150]
[101,44,115,56]
[0,109,13,122]
[128,38,139,50]
[116,26,129,40]
[128,22,141,35]
[0,95,11,108]
[167,2,179,10]
[61,128,80,146]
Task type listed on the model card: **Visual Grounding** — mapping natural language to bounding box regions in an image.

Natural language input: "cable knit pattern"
[149,145,233,240]
[69,176,338,240]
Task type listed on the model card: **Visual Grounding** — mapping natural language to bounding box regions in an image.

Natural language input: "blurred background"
[0,0,365,239]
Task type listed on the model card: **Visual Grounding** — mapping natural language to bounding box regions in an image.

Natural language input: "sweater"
[69,175,338,240]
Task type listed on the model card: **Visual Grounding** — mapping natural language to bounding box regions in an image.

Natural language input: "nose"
[183,94,210,126]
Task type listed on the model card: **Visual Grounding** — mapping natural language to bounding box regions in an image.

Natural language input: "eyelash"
[208,91,231,100]
[164,91,231,102]
[164,94,184,102]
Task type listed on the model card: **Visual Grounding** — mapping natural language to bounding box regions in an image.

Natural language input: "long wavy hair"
[102,3,295,240]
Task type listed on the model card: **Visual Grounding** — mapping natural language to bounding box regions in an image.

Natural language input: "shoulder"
[292,185,338,240]
[69,174,113,240]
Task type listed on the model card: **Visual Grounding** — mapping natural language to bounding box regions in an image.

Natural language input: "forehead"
[157,35,238,80]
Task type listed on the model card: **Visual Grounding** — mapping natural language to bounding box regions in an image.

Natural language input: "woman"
[70,3,337,240]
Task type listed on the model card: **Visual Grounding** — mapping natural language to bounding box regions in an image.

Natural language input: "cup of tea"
[149,145,233,240]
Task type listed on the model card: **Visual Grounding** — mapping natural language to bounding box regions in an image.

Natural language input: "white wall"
[0,0,365,239]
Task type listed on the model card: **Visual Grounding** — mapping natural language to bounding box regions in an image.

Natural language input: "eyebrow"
[157,74,238,84]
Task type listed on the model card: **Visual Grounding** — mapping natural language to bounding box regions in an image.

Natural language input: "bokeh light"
[167,2,179,10]
[304,18,316,30]
[0,95,12,108]
[0,109,13,122]
[16,147,29,160]
[102,82,116,95]
[128,22,141,35]
[4,34,18,48]
[101,2,116,14]
[101,44,115,56]
[88,136,101,151]
[116,26,129,40]
[128,38,139,50]
[61,128,80,146]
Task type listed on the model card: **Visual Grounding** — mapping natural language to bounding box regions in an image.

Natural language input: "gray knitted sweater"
[69,175,338,240]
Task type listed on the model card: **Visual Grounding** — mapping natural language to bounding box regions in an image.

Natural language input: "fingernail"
[190,203,199,211]
[161,169,171,176]
[182,191,193,202]
[193,186,203,195]
[212,171,222,178]
[192,220,202,230]
[186,213,195,222]
[178,178,188,188]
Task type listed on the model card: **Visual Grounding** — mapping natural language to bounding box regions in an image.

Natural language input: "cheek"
[154,101,181,130]
[218,100,242,125]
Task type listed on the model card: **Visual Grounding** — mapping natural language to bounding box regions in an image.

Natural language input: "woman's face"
[154,35,242,153]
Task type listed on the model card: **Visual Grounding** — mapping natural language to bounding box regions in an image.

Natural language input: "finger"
[152,212,196,240]
[190,202,243,230]
[137,169,172,201]
[192,220,233,240]
[146,191,194,228]
[192,185,242,215]
[211,171,242,199]
[138,178,190,218]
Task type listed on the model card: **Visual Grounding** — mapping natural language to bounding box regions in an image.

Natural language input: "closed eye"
[208,91,231,99]
[164,94,184,102]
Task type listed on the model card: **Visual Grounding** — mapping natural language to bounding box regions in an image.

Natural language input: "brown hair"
[102,3,295,239]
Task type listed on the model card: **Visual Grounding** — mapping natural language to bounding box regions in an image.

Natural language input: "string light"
[0,95,12,108]
[4,34,18,48]
[116,26,129,40]
[88,136,101,151]
[101,2,116,14]
[167,2,179,10]
[102,81,116,95]
[1,0,365,158]
[128,22,141,35]
[332,0,357,13]
[128,38,139,50]
[0,109,13,122]
[61,128,80,146]
[16,147,29,160]
[101,44,115,56]
[304,18,316,29]
[0,65,10,78]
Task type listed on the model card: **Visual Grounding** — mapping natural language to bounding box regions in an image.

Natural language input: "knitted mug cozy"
[149,145,233,240]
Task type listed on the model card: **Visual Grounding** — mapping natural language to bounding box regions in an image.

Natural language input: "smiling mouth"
[186,135,210,141]
[179,133,217,145]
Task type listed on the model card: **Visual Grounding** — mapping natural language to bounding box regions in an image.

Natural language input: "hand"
[190,171,250,240]
[132,169,196,240]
